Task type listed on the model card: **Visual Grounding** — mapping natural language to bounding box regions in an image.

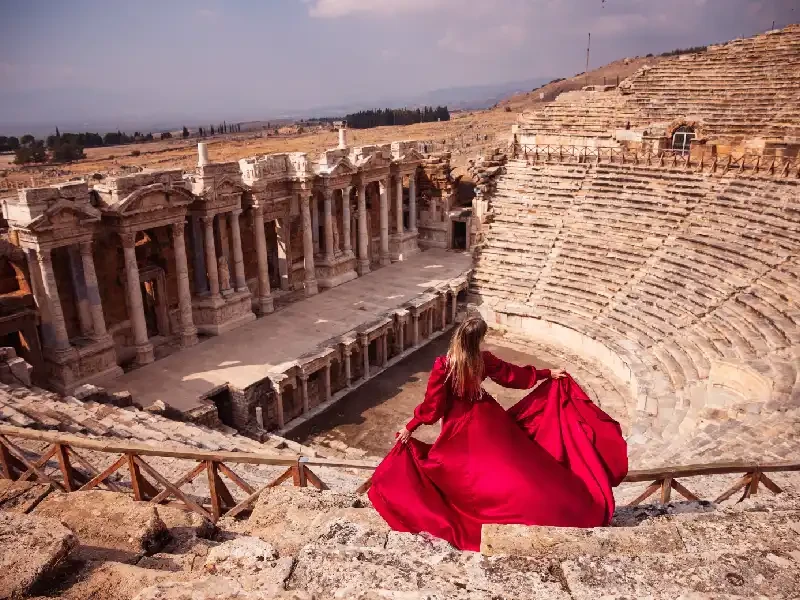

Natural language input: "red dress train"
[368,352,628,551]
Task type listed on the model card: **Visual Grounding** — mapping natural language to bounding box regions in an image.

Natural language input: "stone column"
[324,362,332,402]
[217,214,231,264]
[190,216,209,295]
[36,248,70,351]
[361,335,370,381]
[273,386,284,429]
[170,223,198,347]
[78,241,108,339]
[451,290,458,323]
[300,372,309,414]
[396,321,404,354]
[409,170,417,232]
[252,206,274,314]
[343,347,352,388]
[229,209,247,292]
[428,308,434,336]
[395,175,404,234]
[311,195,320,254]
[323,189,335,262]
[26,249,55,348]
[379,179,390,265]
[412,312,420,346]
[300,194,319,296]
[121,233,154,365]
[67,246,93,337]
[276,217,291,291]
[356,183,370,275]
[201,216,221,298]
[381,333,388,367]
[342,187,352,256]
[441,295,447,330]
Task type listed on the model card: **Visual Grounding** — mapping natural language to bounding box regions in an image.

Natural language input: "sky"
[0,0,797,132]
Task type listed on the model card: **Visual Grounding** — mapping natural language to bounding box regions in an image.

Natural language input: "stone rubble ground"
[0,485,796,600]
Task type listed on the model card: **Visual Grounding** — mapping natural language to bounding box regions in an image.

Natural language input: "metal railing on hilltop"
[1,424,798,523]
[511,143,800,177]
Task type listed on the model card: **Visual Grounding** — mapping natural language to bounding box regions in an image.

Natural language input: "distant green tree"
[51,142,85,162]
[20,134,35,145]
[14,141,47,164]
[0,136,20,152]
[160,131,173,140]
[182,126,189,138]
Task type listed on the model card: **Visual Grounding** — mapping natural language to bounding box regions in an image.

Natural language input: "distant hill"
[496,56,663,113]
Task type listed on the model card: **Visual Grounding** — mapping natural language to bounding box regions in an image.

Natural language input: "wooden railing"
[1,425,797,523]
[511,144,800,177]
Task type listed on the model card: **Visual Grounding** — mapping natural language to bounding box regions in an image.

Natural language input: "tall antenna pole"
[585,33,591,86]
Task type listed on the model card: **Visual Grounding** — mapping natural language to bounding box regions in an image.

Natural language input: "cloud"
[438,23,528,56]
[306,0,450,18]
[195,8,217,20]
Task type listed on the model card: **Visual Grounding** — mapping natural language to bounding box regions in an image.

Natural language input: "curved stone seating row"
[473,161,800,467]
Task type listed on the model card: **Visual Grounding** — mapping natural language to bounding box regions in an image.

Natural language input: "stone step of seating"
[0,381,318,457]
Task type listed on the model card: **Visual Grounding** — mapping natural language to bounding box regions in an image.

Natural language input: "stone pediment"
[209,176,248,196]
[26,200,101,233]
[357,152,392,171]
[317,156,357,178]
[395,148,425,163]
[111,183,194,216]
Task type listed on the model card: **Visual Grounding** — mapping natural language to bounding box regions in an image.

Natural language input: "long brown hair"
[446,315,488,400]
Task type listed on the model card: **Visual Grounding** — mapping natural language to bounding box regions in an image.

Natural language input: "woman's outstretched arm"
[399,356,449,440]
[483,351,556,389]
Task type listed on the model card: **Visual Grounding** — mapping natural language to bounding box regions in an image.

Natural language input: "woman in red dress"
[368,316,628,551]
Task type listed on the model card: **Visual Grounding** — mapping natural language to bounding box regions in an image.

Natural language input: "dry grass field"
[0,55,659,190]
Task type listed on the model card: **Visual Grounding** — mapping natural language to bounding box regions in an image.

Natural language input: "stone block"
[562,551,800,599]
[134,576,312,600]
[675,511,800,555]
[481,522,684,558]
[247,487,365,554]
[291,533,570,600]
[0,511,77,598]
[33,490,169,563]
[204,537,294,592]
[0,479,53,513]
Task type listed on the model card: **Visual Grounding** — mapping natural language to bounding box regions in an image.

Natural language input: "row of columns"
[303,172,418,284]
[27,242,109,353]
[191,208,275,314]
[121,224,198,365]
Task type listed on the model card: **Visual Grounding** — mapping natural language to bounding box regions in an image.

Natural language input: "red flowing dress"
[368,352,628,551]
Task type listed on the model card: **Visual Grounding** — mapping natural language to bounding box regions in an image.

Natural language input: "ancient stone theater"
[0,24,799,600]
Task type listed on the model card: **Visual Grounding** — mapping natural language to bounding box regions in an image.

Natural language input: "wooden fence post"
[127,453,158,501]
[55,444,75,492]
[207,460,236,521]
[0,442,17,480]
[293,457,308,488]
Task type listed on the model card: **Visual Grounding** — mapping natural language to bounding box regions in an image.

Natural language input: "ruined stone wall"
[417,153,455,249]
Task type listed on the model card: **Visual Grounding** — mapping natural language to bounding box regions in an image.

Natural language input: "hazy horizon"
[1,0,797,136]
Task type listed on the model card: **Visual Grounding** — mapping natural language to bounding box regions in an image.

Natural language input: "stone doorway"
[138,266,170,339]
[265,221,281,290]
[452,221,468,250]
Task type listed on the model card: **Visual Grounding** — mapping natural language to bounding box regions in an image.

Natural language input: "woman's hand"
[397,428,412,444]
[551,368,567,379]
